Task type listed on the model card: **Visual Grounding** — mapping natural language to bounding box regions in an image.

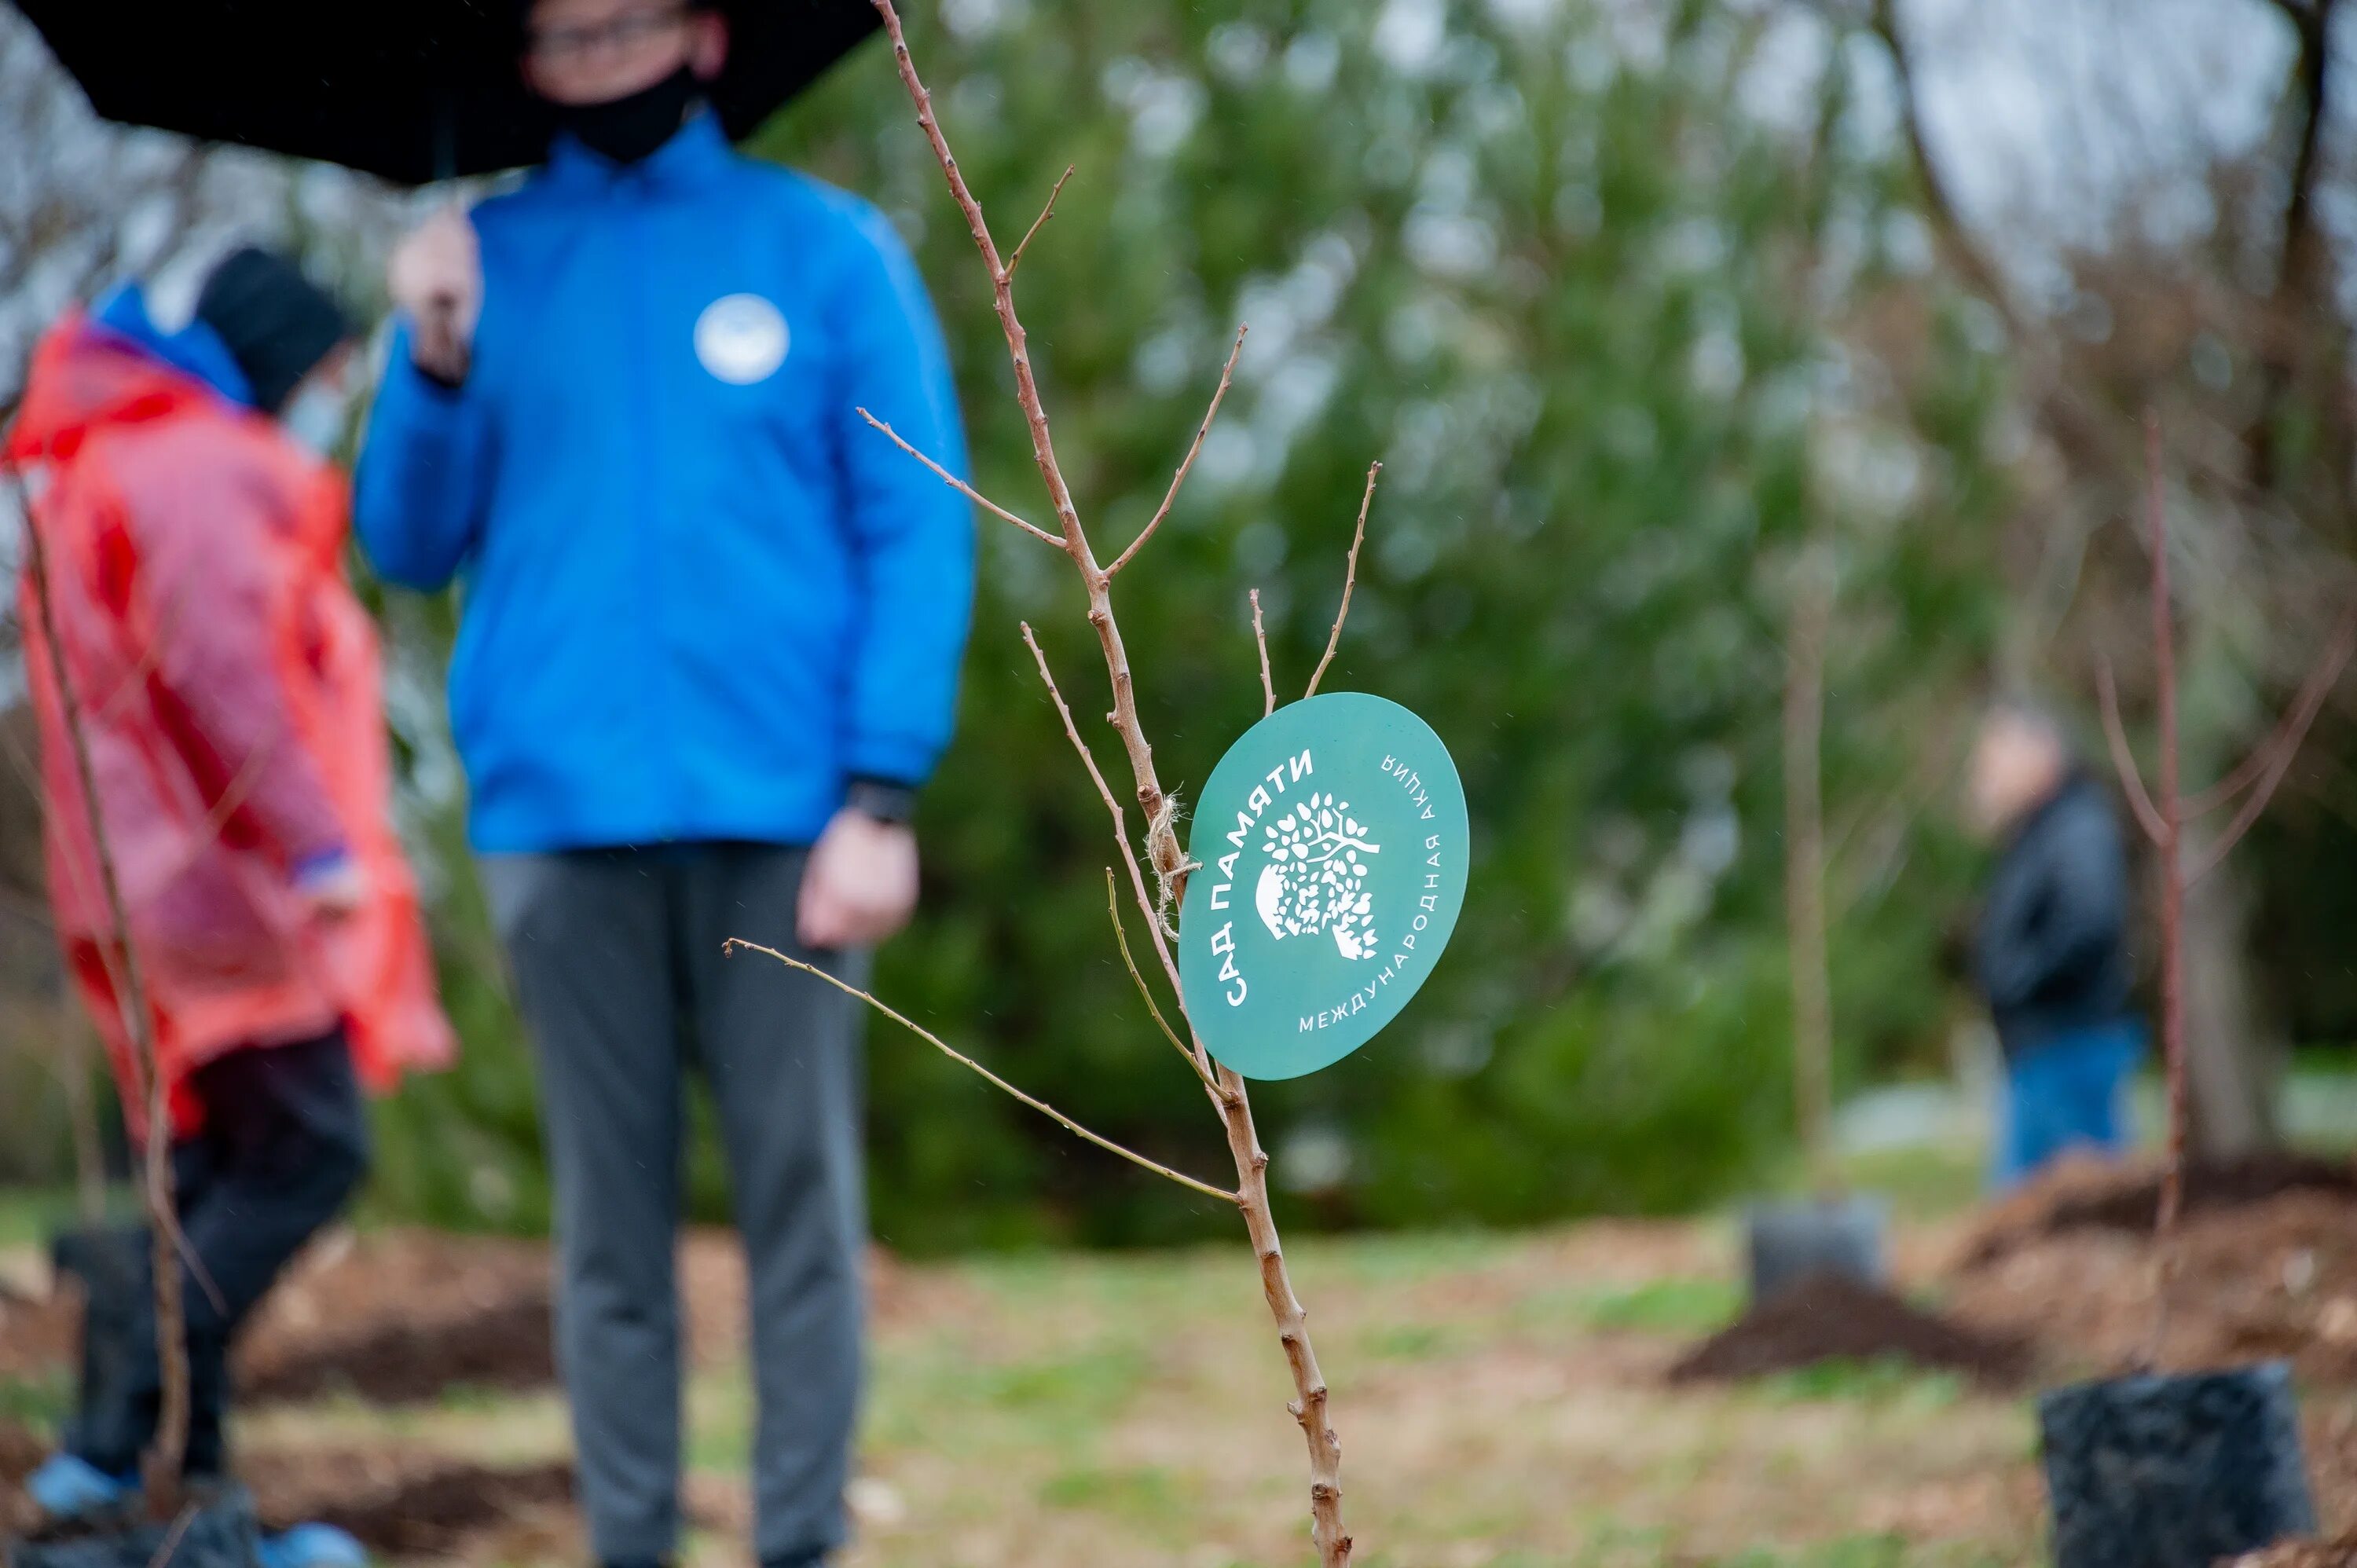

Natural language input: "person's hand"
[293,847,369,921]
[387,204,481,384]
[797,808,919,950]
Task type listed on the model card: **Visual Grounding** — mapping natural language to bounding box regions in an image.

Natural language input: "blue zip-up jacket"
[355,115,973,852]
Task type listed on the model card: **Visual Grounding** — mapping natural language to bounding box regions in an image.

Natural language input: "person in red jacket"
[7,247,453,1544]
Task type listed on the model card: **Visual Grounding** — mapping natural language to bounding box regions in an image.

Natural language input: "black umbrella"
[11,0,880,184]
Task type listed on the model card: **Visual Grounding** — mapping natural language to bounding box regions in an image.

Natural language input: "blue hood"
[89,284,255,408]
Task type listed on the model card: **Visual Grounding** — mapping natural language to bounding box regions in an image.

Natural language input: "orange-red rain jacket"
[7,302,454,1135]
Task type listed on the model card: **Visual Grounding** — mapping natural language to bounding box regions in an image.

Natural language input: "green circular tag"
[1178,692,1469,1080]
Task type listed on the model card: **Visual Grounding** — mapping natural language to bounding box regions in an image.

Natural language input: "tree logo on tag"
[1179,692,1468,1081]
[1255,793,1380,959]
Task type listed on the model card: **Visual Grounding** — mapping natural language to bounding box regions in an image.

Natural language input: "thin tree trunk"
[2180,859,2282,1157]
[19,489,190,1497]
[2146,419,2190,1367]
[1784,544,1838,1192]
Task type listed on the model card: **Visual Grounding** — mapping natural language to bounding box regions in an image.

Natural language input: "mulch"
[1665,1270,2032,1389]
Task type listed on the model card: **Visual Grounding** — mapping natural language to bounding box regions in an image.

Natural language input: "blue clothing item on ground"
[1992,1018,2146,1189]
[24,1453,138,1521]
[355,115,974,853]
[258,1523,369,1568]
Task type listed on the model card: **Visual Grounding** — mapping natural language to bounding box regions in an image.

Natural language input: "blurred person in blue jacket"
[354,2,973,1564]
[1967,703,2146,1189]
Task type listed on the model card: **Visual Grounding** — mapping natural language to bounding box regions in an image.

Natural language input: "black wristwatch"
[845,776,918,826]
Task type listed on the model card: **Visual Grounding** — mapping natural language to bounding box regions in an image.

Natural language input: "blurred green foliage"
[359,0,2010,1251]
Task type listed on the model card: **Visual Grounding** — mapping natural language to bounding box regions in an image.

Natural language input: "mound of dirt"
[1956,1152,2357,1269]
[233,1229,555,1405]
[0,1277,79,1382]
[250,1453,577,1561]
[4,1227,915,1412]
[0,1420,45,1537]
[2227,1531,2357,1568]
[1666,1271,2032,1388]
[1948,1167,2357,1384]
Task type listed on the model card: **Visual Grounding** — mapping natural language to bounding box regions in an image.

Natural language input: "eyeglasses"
[527,7,691,66]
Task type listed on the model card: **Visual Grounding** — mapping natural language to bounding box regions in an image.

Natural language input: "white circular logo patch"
[694,294,789,384]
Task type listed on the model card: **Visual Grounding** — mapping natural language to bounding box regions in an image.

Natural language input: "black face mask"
[558,64,699,164]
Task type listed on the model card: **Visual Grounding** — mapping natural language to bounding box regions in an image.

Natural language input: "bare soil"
[248,1452,578,1561]
[2,1227,908,1409]
[1955,1152,2357,1267]
[2229,1530,2357,1568]
[1666,1270,2033,1387]
[1946,1156,2357,1383]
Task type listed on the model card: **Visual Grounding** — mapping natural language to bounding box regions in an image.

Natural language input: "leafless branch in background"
[2096,658,2168,844]
[1782,541,1838,1193]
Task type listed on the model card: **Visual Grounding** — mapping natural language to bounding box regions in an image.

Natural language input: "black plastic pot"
[1742,1196,1886,1305]
[2040,1361,2315,1568]
[5,1484,261,1568]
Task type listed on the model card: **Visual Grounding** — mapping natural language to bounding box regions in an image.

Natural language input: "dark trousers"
[68,1028,368,1477]
[480,844,866,1566]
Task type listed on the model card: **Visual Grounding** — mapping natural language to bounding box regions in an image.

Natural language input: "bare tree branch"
[2253,0,2346,489]
[1249,588,1275,715]
[2187,607,2357,882]
[1106,324,1247,577]
[1105,867,1214,1090]
[17,482,193,1492]
[857,408,1061,546]
[1305,463,1379,699]
[2183,604,2357,819]
[725,939,1239,1205]
[1005,163,1074,280]
[2096,658,2170,846]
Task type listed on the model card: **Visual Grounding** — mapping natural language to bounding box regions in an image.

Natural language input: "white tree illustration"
[1253,791,1380,959]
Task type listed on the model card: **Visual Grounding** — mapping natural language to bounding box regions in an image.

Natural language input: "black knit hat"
[192,247,352,415]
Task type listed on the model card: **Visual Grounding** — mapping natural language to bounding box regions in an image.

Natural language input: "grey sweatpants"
[482,844,866,1566]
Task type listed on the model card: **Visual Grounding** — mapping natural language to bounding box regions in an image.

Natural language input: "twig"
[145,1500,200,1568]
[1106,868,1214,1089]
[17,483,192,1492]
[874,5,1354,1556]
[857,408,1061,546]
[2183,607,2356,880]
[2095,658,2168,846]
[724,939,1238,1205]
[1783,541,1838,1195]
[0,650,227,1314]
[1304,463,1379,699]
[1249,589,1275,715]
[1005,163,1074,280]
[1106,324,1247,577]
[2142,412,2187,1371]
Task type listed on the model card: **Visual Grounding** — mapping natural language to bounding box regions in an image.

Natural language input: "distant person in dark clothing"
[1967,702,2146,1188]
